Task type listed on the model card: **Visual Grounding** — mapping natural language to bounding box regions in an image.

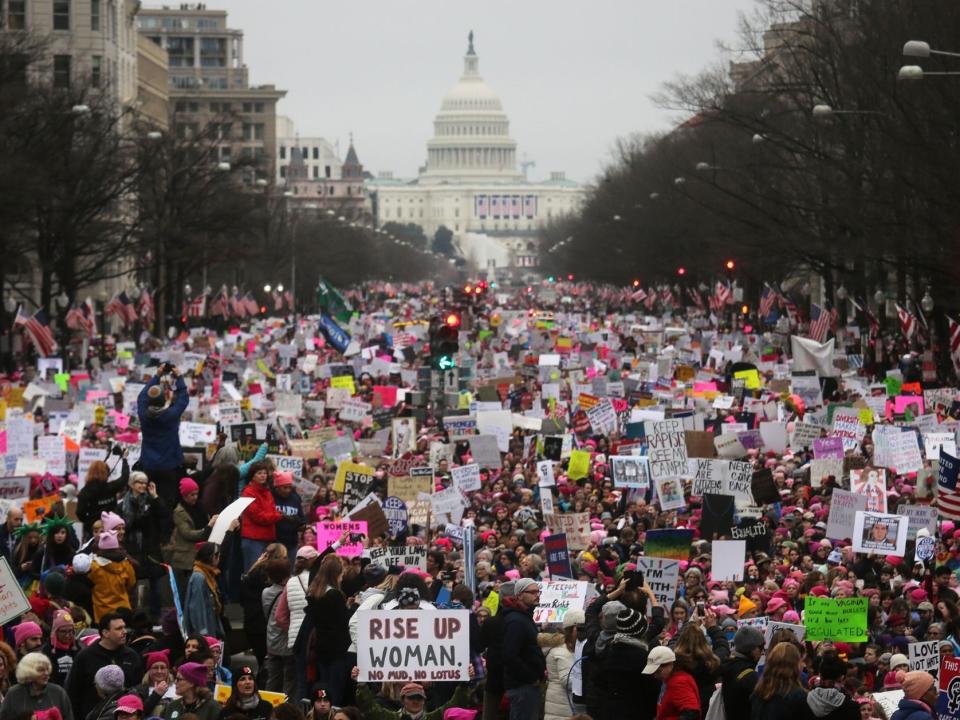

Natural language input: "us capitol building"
[367,33,585,281]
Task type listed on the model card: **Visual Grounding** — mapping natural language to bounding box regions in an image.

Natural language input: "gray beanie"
[601,600,627,632]
[734,626,765,655]
[499,580,518,599]
[94,663,126,693]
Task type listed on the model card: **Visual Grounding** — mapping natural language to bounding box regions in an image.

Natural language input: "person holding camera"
[77,454,130,537]
[138,363,189,512]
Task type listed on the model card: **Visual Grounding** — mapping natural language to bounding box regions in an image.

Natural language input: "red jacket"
[241,481,282,541]
[657,669,701,720]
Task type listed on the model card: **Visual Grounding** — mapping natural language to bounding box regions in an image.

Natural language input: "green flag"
[316,276,352,324]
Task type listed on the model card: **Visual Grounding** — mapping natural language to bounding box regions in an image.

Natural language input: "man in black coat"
[64,613,142,720]
[479,581,515,720]
[720,626,764,720]
[500,578,546,720]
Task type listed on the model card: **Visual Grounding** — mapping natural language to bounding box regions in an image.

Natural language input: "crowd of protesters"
[0,279,955,720]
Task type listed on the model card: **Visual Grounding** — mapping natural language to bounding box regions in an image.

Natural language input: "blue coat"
[890,699,934,720]
[182,570,224,638]
[137,376,189,471]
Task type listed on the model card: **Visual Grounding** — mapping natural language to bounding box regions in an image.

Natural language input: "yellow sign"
[858,407,875,426]
[94,406,106,425]
[214,685,286,707]
[734,369,762,390]
[255,359,275,379]
[334,461,375,493]
[6,388,24,409]
[0,400,5,421]
[458,391,473,410]
[331,375,356,395]
[568,450,591,481]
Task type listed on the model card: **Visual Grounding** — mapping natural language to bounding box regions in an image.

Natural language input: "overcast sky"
[225,0,757,184]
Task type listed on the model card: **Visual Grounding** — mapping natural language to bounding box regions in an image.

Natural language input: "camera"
[160,362,175,375]
[697,601,705,616]
[111,445,124,457]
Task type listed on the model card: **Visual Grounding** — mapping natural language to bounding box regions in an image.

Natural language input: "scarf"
[193,560,222,614]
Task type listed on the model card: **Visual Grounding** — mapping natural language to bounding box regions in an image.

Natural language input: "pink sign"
[316,520,367,557]
[694,382,718,393]
[894,395,925,416]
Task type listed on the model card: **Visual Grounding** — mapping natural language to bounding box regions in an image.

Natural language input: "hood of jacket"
[807,687,847,717]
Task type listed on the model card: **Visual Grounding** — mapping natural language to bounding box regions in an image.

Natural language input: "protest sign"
[900,504,938,540]
[388,473,433,502]
[730,520,769,552]
[567,450,590,480]
[852,511,909,557]
[0,477,30,500]
[544,534,572,578]
[938,656,960,720]
[763,621,806,648]
[809,458,844,489]
[908,640,939,673]
[334,462,375,512]
[692,459,723,496]
[0,558,31,626]
[214,685,285,707]
[700,494,735,540]
[804,596,868,642]
[715,433,747,459]
[37,435,66,476]
[849,468,888,513]
[339,398,372,424]
[831,408,865,452]
[874,691,904,720]
[266,454,304,477]
[349,500,389,539]
[711,540,746,581]
[635,557,680,607]
[655,476,686,511]
[925,432,957,461]
[724,461,754,506]
[451,463,481,493]
[887,430,924,474]
[645,419,688,479]
[813,437,845,459]
[610,455,649,489]
[382,497,408,538]
[367,545,427,570]
[826,489,867,540]
[213,497,254,544]
[533,581,593,624]
[317,521,367,557]
[644,529,694,560]
[537,460,556,487]
[549,512,591,550]
[23,495,57,523]
[178,422,217,447]
[357,609,470,682]
[751,468,780,505]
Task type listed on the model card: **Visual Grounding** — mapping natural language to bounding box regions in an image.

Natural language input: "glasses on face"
[523,589,540,595]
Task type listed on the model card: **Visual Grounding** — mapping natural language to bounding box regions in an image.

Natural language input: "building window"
[255,102,264,113]
[6,1,26,30]
[279,146,286,159]
[325,165,331,178]
[53,0,70,29]
[312,147,318,160]
[90,0,100,30]
[312,166,318,179]
[91,55,101,87]
[280,166,287,178]
[53,54,70,88]
[255,123,265,140]
[329,186,335,196]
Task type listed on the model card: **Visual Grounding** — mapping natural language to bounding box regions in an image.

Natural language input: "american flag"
[14,307,57,357]
[65,300,96,336]
[807,303,830,343]
[272,290,283,311]
[208,290,228,317]
[242,291,260,316]
[687,287,704,310]
[393,332,417,349]
[229,292,246,318]
[659,286,675,307]
[852,297,880,338]
[284,290,294,311]
[780,293,799,327]
[138,288,155,328]
[105,291,138,326]
[937,448,960,521]
[948,316,960,371]
[187,294,206,318]
[715,281,733,306]
[896,304,916,340]
[759,286,777,317]
[643,288,657,310]
[630,287,647,303]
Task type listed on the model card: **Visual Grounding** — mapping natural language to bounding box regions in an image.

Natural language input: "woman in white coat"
[543,609,585,720]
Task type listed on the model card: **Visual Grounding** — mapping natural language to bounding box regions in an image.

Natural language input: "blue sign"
[382,495,408,539]
[318,312,351,354]
[544,533,573,579]
[940,448,960,491]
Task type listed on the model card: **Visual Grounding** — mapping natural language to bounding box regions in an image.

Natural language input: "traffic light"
[430,314,460,370]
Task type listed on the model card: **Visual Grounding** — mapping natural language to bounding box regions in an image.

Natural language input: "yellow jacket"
[88,556,136,622]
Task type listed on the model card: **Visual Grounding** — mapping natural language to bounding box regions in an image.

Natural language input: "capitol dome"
[421,32,523,184]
